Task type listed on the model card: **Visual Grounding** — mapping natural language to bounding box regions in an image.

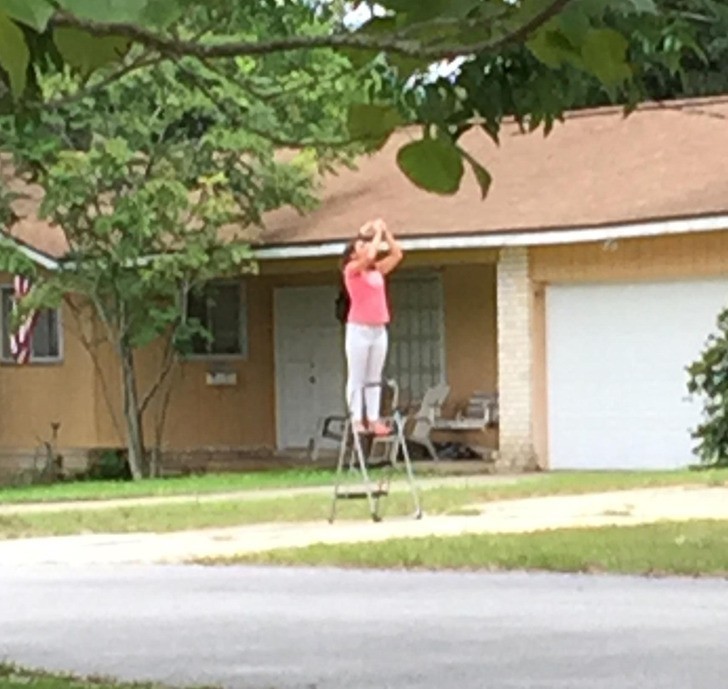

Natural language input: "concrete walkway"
[2,484,727,566]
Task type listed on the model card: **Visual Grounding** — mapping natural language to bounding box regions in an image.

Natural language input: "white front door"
[546,278,728,470]
[274,285,345,449]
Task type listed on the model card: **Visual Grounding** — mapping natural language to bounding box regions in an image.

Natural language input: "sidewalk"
[2,485,727,566]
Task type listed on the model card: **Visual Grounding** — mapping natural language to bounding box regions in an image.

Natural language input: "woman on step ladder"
[339,218,404,436]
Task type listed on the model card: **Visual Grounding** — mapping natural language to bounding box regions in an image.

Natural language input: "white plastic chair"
[407,383,451,461]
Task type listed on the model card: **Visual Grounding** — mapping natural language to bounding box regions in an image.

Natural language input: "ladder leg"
[329,420,350,524]
[352,428,381,522]
[396,413,422,519]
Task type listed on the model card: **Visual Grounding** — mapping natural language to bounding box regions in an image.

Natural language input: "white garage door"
[546,278,728,470]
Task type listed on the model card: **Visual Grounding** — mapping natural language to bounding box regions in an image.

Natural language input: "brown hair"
[340,238,357,270]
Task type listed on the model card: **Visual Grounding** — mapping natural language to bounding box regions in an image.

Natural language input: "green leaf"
[342,16,394,68]
[459,148,492,199]
[581,28,632,86]
[140,0,184,29]
[556,5,590,45]
[379,0,481,22]
[582,0,657,15]
[527,26,582,69]
[0,12,29,98]
[347,103,404,146]
[53,28,130,76]
[56,0,149,23]
[389,52,432,80]
[0,0,54,31]
[0,236,38,278]
[627,0,657,12]
[396,137,464,196]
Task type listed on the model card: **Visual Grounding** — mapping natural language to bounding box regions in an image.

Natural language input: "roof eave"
[0,231,60,271]
[254,213,728,261]
[6,212,728,270]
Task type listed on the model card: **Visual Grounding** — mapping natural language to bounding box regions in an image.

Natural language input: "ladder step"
[366,459,392,470]
[335,488,389,500]
[354,427,396,437]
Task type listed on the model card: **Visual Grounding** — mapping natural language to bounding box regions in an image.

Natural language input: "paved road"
[1,565,727,689]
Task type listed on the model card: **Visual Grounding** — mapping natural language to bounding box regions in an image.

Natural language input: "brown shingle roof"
[262,96,728,246]
[4,96,728,258]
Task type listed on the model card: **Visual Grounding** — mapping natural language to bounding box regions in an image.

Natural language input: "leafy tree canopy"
[0,0,721,196]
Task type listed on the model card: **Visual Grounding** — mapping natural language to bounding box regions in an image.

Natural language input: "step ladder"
[329,380,422,523]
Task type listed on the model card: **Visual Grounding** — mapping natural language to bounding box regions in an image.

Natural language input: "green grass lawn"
[0,493,337,539]
[1,469,727,540]
[0,464,470,505]
[205,519,728,577]
[0,665,212,689]
[0,486,429,539]
[416,468,728,510]
[0,468,339,505]
[1,466,725,507]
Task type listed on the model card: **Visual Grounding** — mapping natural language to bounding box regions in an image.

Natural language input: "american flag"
[9,275,38,365]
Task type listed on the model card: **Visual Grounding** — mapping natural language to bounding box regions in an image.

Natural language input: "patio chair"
[432,391,499,430]
[407,387,499,461]
[406,383,451,461]
[309,414,347,462]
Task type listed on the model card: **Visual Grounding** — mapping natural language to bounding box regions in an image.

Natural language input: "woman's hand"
[347,219,385,272]
[349,218,403,274]
[371,218,387,234]
[360,219,384,260]
[375,222,404,276]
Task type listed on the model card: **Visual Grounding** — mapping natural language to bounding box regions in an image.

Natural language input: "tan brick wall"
[496,247,537,470]
[442,263,498,452]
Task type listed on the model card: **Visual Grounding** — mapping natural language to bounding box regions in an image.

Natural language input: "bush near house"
[687,307,728,467]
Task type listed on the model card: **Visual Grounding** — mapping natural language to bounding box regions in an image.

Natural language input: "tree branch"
[488,0,573,52]
[139,335,177,415]
[50,1,573,62]
[175,62,360,149]
[198,55,353,105]
[44,53,163,110]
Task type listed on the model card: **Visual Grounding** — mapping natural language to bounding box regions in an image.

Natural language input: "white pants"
[345,323,388,422]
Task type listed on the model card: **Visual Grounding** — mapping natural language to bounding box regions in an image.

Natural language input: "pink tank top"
[344,263,390,325]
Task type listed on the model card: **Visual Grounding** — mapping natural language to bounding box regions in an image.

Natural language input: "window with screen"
[386,272,445,408]
[186,281,247,357]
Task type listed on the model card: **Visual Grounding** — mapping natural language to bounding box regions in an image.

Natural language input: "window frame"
[0,283,64,365]
[183,279,249,361]
[386,270,447,408]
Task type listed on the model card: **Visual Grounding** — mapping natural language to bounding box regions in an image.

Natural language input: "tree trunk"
[150,366,176,479]
[120,341,146,480]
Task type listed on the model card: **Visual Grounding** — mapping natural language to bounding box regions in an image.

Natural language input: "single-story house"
[2,95,728,477]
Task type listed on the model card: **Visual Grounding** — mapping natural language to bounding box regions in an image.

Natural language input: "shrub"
[687,308,728,466]
[86,449,132,481]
